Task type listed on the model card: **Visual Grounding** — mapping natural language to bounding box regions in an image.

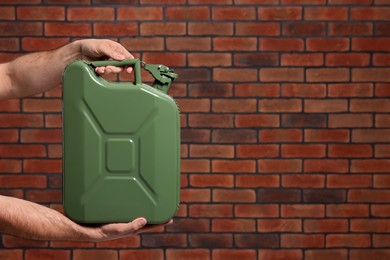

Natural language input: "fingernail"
[139,218,147,226]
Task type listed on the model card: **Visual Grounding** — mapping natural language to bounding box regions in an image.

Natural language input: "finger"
[98,40,134,61]
[136,219,173,234]
[106,65,124,74]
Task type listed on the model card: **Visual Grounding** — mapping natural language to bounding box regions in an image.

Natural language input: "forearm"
[3,40,81,100]
[0,195,99,241]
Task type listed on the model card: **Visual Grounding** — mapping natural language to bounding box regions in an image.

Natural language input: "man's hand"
[91,218,173,242]
[0,39,134,100]
[79,39,134,75]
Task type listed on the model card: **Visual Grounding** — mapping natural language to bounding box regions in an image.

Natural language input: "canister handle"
[88,59,142,85]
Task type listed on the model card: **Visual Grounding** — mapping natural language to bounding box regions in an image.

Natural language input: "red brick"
[236,175,280,188]
[282,144,326,158]
[329,0,372,4]
[236,234,279,248]
[235,53,279,67]
[213,250,256,260]
[353,38,390,51]
[235,204,279,218]
[235,83,279,97]
[166,250,210,260]
[281,234,324,248]
[327,53,370,66]
[305,7,348,20]
[189,114,233,128]
[26,190,62,203]
[140,0,185,3]
[96,237,139,248]
[22,99,61,112]
[327,204,369,217]
[259,7,302,20]
[189,83,232,97]
[260,250,303,260]
[376,22,390,36]
[212,99,257,112]
[259,159,302,173]
[260,129,302,143]
[142,52,186,67]
[167,37,210,51]
[305,99,348,112]
[214,69,258,82]
[190,204,233,217]
[25,249,70,260]
[374,235,390,248]
[307,38,349,51]
[307,68,349,82]
[214,37,257,51]
[0,99,19,112]
[237,144,279,158]
[374,175,390,188]
[188,53,231,67]
[282,114,327,127]
[0,113,42,127]
[329,22,372,36]
[350,189,390,203]
[371,205,389,219]
[213,219,255,232]
[376,84,390,97]
[189,234,231,248]
[45,23,90,36]
[259,99,302,112]
[260,38,304,51]
[304,189,346,203]
[304,219,348,233]
[94,23,137,36]
[188,22,233,35]
[117,7,162,20]
[283,23,325,36]
[353,68,390,82]
[282,53,323,66]
[181,129,210,143]
[22,38,69,51]
[213,189,256,202]
[166,7,209,20]
[0,22,42,36]
[212,129,257,143]
[351,7,390,20]
[21,129,61,143]
[258,219,301,233]
[305,249,347,260]
[73,250,117,260]
[24,159,62,173]
[236,0,278,3]
[282,174,325,188]
[120,38,164,51]
[0,250,23,260]
[0,7,14,20]
[190,145,234,158]
[140,22,186,36]
[0,37,19,51]
[352,99,390,112]
[328,83,373,97]
[0,175,46,188]
[258,189,301,203]
[375,145,390,157]
[304,129,349,142]
[190,174,234,187]
[0,159,21,173]
[353,129,390,143]
[212,7,256,20]
[282,83,326,98]
[0,144,46,158]
[2,234,48,248]
[181,159,210,173]
[0,129,19,143]
[120,250,163,260]
[236,22,280,36]
[236,114,280,128]
[352,159,390,172]
[374,54,390,66]
[67,7,114,21]
[212,160,255,173]
[17,7,64,20]
[329,144,373,158]
[176,98,210,113]
[328,174,372,188]
[304,159,349,173]
[260,68,304,82]
[181,188,210,202]
[351,219,390,232]
[282,0,325,3]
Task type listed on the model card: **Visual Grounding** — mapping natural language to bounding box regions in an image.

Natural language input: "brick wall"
[0,0,389,259]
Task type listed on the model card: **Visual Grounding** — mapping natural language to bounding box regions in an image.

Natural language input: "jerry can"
[62,59,180,224]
